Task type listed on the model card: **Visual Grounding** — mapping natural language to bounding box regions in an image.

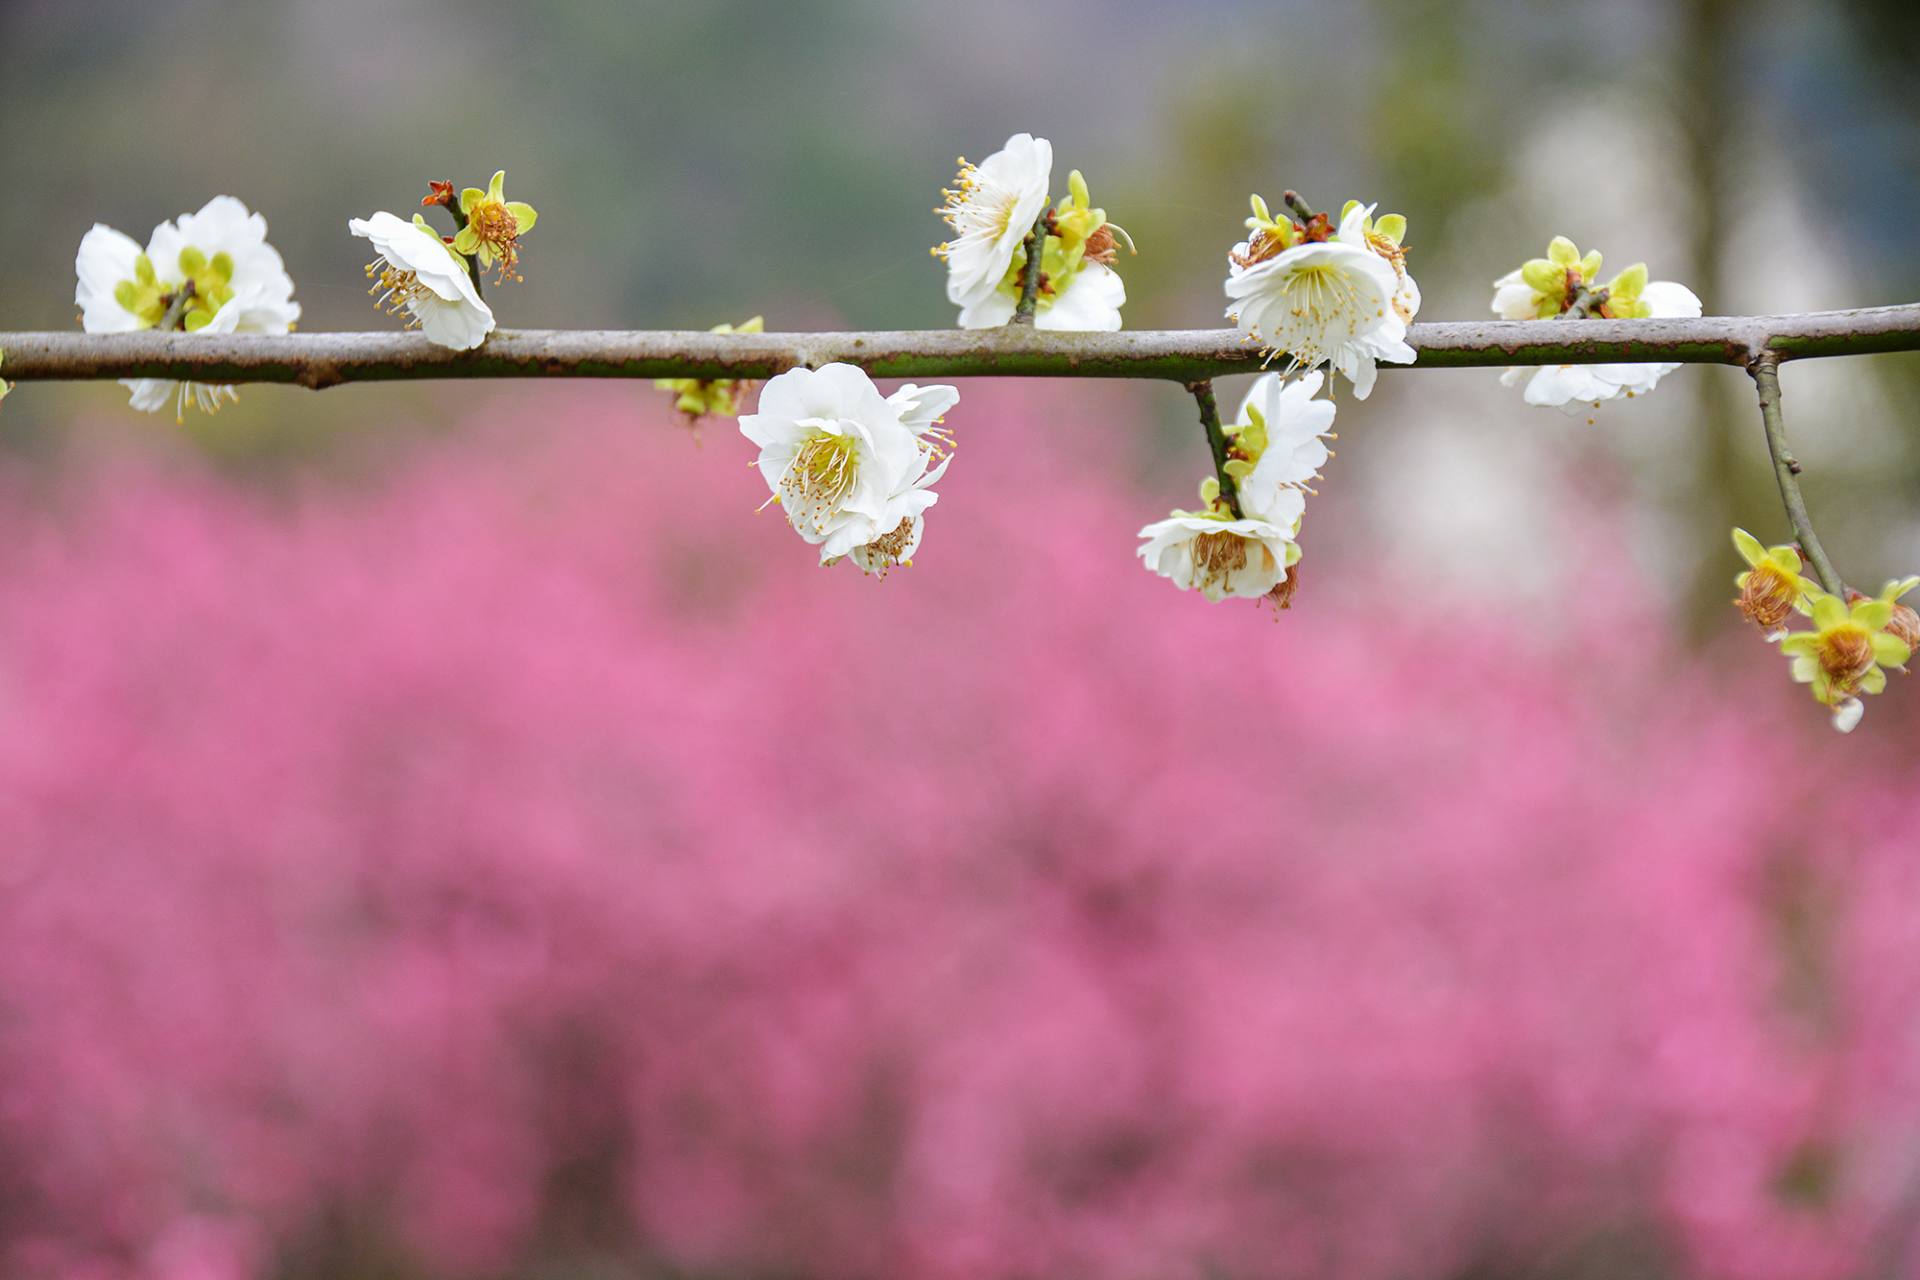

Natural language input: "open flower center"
[1887,603,1920,654]
[1736,562,1799,634]
[779,430,860,530]
[1192,530,1251,590]
[364,260,436,327]
[935,158,1023,258]
[1272,260,1376,363]
[466,199,522,278]
[859,519,917,576]
[115,247,237,332]
[1817,623,1876,690]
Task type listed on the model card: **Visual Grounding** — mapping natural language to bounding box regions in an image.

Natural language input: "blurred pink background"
[3,386,1919,1279]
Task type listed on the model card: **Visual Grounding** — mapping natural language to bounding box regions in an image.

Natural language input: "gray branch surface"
[3,303,1918,388]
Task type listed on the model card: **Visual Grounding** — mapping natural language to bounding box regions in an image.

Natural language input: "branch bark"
[2,303,1917,388]
[1188,379,1242,519]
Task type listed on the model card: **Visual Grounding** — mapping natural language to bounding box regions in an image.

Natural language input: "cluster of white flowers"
[936,134,1129,331]
[1224,196,1419,399]
[1491,236,1701,416]
[1136,370,1336,605]
[57,166,1745,663]
[67,178,544,423]
[739,364,958,576]
[75,196,301,421]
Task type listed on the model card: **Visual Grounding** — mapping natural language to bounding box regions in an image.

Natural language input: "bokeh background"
[4,2,1920,1278]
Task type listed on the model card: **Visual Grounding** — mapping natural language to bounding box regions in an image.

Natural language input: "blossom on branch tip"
[1224,197,1402,396]
[349,212,495,350]
[74,196,300,421]
[937,134,1053,313]
[1779,589,1911,732]
[655,316,764,426]
[452,171,538,285]
[1731,528,1811,641]
[739,363,957,575]
[1493,236,1701,415]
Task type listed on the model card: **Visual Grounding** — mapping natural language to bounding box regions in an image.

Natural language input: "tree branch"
[1,304,1917,389]
[1749,353,1844,596]
[1188,379,1241,518]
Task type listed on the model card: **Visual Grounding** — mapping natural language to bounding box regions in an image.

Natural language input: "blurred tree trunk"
[1677,0,1754,637]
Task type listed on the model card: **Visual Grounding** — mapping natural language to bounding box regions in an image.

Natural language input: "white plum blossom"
[1137,490,1306,603]
[1326,204,1418,398]
[1495,280,1702,411]
[349,212,495,350]
[1491,240,1702,414]
[74,196,300,420]
[1225,200,1399,392]
[937,133,1053,314]
[954,260,1125,331]
[740,363,957,575]
[1233,370,1338,521]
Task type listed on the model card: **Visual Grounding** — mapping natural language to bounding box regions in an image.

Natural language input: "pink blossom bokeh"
[1,386,1918,1280]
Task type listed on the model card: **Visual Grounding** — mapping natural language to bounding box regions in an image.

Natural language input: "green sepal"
[1520,258,1565,297]
[1608,262,1648,303]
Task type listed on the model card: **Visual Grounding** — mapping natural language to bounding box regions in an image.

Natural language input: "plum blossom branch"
[1749,352,1844,596]
[1188,379,1242,518]
[3,304,1919,388]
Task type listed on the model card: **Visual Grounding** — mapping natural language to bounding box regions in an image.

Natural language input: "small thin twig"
[1282,190,1316,222]
[155,281,197,332]
[1559,285,1609,319]
[1010,210,1051,326]
[1188,379,1242,519]
[444,199,485,302]
[1750,353,1844,596]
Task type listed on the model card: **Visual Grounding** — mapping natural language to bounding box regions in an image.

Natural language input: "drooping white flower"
[740,363,957,574]
[936,134,1053,312]
[1232,370,1338,521]
[349,212,495,350]
[1492,238,1702,414]
[1136,489,1305,603]
[1225,199,1399,388]
[74,196,301,420]
[955,260,1126,330]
